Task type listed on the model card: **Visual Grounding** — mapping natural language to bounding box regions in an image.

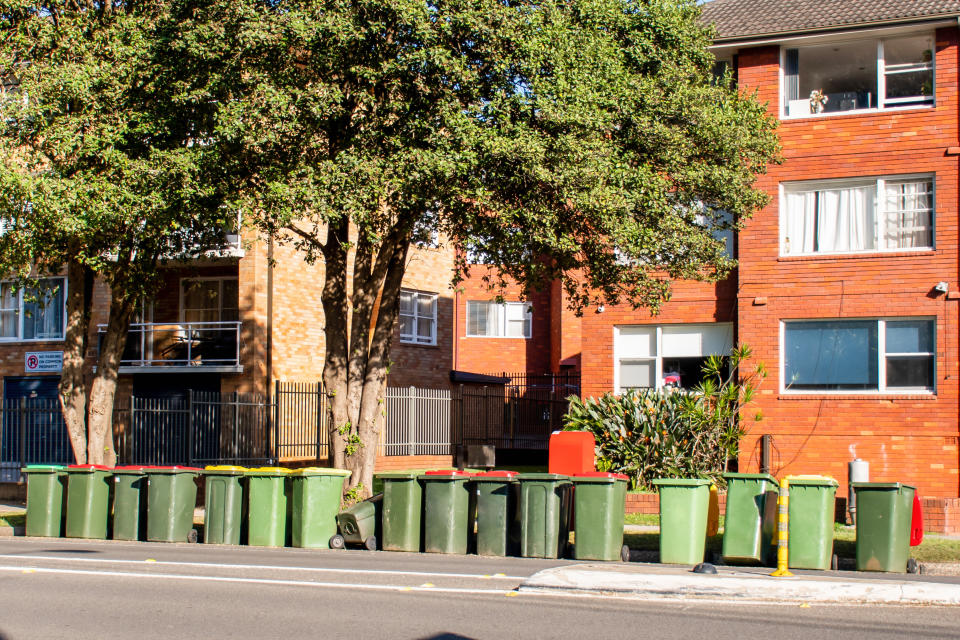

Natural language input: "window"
[399,290,437,345]
[466,301,532,338]
[0,278,66,341]
[181,278,239,323]
[783,34,934,117]
[783,318,934,393]
[781,176,933,256]
[614,324,733,392]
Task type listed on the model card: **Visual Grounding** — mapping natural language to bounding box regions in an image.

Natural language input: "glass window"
[781,176,933,256]
[0,278,66,341]
[466,301,532,338]
[615,324,733,392]
[399,289,437,345]
[783,318,934,393]
[181,279,238,324]
[884,36,934,106]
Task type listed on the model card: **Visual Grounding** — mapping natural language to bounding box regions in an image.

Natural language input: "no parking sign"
[24,351,63,372]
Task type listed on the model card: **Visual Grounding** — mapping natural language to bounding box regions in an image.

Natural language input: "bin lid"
[851,482,916,492]
[651,477,712,487]
[143,466,203,474]
[112,465,147,474]
[517,473,570,481]
[375,472,420,480]
[21,464,65,473]
[723,472,778,486]
[574,472,629,483]
[785,475,838,487]
[291,467,352,477]
[244,466,291,476]
[66,464,112,472]
[421,470,472,480]
[204,465,247,474]
[472,470,519,481]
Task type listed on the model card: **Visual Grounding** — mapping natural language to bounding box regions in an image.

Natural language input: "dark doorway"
[1,376,71,480]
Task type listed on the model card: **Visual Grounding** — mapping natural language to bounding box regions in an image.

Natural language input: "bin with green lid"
[722,472,779,566]
[112,466,147,541]
[786,476,839,570]
[852,482,915,572]
[379,472,423,552]
[65,464,113,539]
[420,470,473,554]
[652,478,712,565]
[573,472,630,562]
[473,471,520,557]
[204,466,247,545]
[145,466,201,543]
[245,467,291,547]
[518,473,572,559]
[289,467,352,548]
[22,465,67,537]
[334,494,382,551]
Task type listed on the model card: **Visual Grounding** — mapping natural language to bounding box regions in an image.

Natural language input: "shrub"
[563,345,765,489]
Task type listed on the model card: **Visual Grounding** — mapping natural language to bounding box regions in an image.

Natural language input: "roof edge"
[710,13,960,45]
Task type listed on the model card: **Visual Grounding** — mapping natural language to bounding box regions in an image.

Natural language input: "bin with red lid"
[548,431,596,476]
[472,470,520,557]
[65,464,113,539]
[143,466,202,543]
[112,465,147,541]
[420,470,474,554]
[572,472,630,562]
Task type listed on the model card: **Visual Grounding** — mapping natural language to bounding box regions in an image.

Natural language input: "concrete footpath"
[520,562,960,606]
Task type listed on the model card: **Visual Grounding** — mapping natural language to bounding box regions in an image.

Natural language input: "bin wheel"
[364,536,378,551]
[329,534,345,550]
[831,553,839,571]
[187,529,199,544]
[907,558,919,574]
[620,545,631,563]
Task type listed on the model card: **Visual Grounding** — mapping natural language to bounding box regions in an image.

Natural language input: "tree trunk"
[86,287,136,466]
[59,258,93,465]
[321,217,350,469]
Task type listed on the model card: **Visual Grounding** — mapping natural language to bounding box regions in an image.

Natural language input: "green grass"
[0,514,25,528]
[624,512,659,526]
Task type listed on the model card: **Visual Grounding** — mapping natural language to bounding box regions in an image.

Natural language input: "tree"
[0,1,232,465]
[157,0,780,495]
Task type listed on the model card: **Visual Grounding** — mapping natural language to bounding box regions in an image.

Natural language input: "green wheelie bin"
[518,473,572,559]
[379,472,423,552]
[204,466,247,545]
[145,466,201,543]
[334,494,382,550]
[573,472,630,562]
[65,464,113,539]
[786,476,838,570]
[473,471,520,557]
[245,467,291,547]
[722,472,779,566]
[652,477,712,565]
[112,466,147,541]
[22,465,67,537]
[852,482,915,572]
[290,467,351,548]
[421,470,473,554]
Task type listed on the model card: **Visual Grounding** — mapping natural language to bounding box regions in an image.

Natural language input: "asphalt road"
[1,537,959,640]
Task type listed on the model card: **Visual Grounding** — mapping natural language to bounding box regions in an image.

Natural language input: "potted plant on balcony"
[809,89,829,114]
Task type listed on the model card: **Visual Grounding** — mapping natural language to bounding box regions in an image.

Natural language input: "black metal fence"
[0,398,73,482]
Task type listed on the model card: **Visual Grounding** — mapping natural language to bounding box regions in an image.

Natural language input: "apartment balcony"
[98,321,243,373]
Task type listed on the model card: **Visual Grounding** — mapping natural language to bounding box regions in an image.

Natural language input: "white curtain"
[818,186,874,252]
[783,191,816,254]
[885,181,932,249]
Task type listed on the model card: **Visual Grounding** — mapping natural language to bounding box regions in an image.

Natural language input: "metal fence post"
[18,397,26,474]
[407,386,416,456]
[316,381,323,463]
[187,390,195,467]
[272,379,281,466]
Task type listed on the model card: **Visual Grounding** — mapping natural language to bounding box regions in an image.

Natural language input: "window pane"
[886,355,934,389]
[417,317,434,340]
[22,279,64,340]
[399,291,414,314]
[0,310,17,338]
[884,36,934,104]
[884,181,933,249]
[417,295,435,319]
[663,357,724,389]
[886,320,933,353]
[790,41,877,116]
[817,186,876,252]
[784,321,878,390]
[399,315,414,336]
[467,301,489,336]
[183,280,219,310]
[221,279,239,321]
[620,360,654,389]
[618,326,656,357]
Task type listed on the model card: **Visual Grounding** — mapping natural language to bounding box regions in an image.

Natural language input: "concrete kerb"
[519,564,960,606]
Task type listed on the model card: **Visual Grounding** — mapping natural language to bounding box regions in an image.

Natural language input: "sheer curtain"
[885,181,933,249]
[818,186,874,252]
[783,191,816,255]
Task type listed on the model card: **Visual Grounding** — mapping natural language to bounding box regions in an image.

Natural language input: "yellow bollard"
[770,478,793,577]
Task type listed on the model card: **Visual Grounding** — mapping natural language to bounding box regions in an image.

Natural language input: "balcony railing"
[97,321,242,370]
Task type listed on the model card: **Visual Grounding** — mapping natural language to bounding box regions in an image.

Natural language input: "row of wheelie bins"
[20,464,353,548]
[359,470,628,561]
[653,473,919,572]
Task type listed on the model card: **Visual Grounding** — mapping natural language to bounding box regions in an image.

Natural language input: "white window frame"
[780,32,936,120]
[613,323,734,393]
[399,289,438,346]
[0,277,68,343]
[465,301,532,338]
[780,317,936,395]
[779,174,935,257]
[179,277,239,324]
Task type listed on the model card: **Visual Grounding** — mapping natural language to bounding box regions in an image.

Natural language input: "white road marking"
[0,554,526,581]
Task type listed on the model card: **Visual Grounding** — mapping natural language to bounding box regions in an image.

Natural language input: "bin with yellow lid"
[244,467,291,547]
[289,467,352,548]
[204,466,247,545]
